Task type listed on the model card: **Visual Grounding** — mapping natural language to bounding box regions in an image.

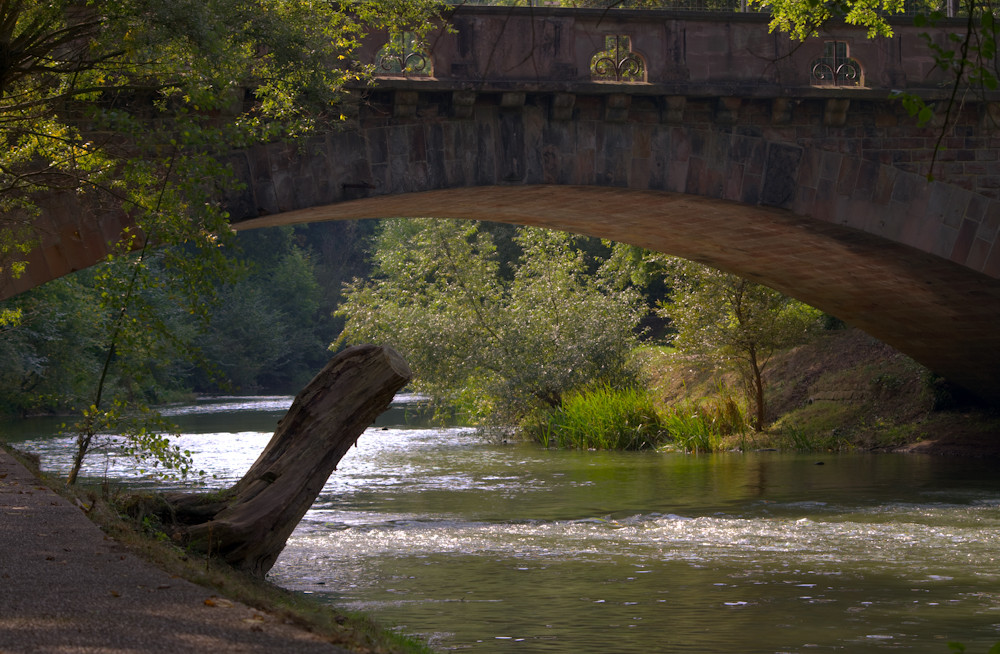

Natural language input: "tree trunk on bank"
[161,344,411,577]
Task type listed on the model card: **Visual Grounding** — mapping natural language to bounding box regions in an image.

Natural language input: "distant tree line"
[0,221,377,418]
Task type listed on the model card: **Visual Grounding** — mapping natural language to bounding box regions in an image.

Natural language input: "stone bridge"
[5,6,1000,402]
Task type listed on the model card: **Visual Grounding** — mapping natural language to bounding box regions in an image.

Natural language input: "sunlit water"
[5,396,1000,653]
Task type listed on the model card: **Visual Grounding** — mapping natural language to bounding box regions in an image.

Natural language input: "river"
[4,395,1000,653]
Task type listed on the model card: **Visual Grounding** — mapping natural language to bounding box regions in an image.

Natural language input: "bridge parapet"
[353,6,1000,204]
[360,5,988,98]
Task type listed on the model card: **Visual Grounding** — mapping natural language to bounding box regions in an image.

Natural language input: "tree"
[658,257,821,431]
[0,273,103,416]
[0,0,447,482]
[192,230,329,393]
[335,219,647,431]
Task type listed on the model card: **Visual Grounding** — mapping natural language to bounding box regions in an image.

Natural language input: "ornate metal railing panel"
[810,41,862,87]
[590,35,646,82]
[377,32,432,76]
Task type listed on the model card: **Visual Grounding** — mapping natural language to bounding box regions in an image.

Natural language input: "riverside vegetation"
[3,0,998,649]
[6,219,997,459]
[336,218,999,456]
[529,327,1000,456]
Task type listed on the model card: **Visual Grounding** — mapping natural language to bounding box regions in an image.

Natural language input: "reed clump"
[527,386,750,452]
[530,386,667,450]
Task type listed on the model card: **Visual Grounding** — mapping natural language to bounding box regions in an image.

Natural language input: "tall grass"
[531,386,667,450]
[659,406,720,452]
[658,395,747,453]
[527,386,750,452]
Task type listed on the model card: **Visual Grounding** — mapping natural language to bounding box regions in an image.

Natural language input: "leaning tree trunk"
[162,344,411,577]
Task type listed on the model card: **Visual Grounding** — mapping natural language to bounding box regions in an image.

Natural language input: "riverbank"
[643,327,1000,457]
[0,446,432,654]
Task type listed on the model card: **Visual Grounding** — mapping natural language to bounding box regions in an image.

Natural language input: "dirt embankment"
[646,328,1000,457]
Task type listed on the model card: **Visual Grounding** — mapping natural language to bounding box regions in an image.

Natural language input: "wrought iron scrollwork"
[810,41,862,87]
[376,33,431,76]
[591,35,645,82]
[379,51,428,74]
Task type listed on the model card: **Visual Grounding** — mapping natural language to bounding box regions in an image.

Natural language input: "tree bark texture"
[163,344,411,576]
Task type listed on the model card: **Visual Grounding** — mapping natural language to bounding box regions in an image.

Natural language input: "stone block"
[796,148,822,190]
[741,172,762,206]
[852,159,881,199]
[951,218,981,264]
[771,98,794,125]
[666,160,689,193]
[926,181,970,229]
[499,112,526,182]
[723,161,744,202]
[605,94,630,123]
[393,91,419,118]
[819,151,842,181]
[574,148,596,185]
[761,142,803,208]
[983,240,1000,277]
[476,123,497,185]
[685,157,724,198]
[501,92,526,109]
[715,97,742,125]
[409,126,428,163]
[551,93,576,122]
[823,98,850,127]
[452,91,477,120]
[872,165,899,204]
[975,200,1000,242]
[836,157,861,196]
[964,237,992,271]
[630,157,652,189]
[662,96,686,124]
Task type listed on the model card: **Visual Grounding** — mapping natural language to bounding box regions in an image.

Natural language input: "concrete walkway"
[0,449,351,654]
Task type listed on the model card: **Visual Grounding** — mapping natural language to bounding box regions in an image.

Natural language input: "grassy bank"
[641,327,1000,456]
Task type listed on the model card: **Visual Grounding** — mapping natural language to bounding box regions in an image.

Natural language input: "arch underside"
[236,185,1000,404]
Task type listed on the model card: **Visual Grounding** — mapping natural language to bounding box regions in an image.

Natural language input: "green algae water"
[6,396,1000,652]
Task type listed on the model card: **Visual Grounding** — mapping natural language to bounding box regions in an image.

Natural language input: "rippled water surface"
[7,396,1000,653]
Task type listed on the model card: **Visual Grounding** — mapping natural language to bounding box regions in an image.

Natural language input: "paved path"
[0,449,351,654]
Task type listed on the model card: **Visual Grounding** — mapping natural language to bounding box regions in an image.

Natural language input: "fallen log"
[161,344,411,576]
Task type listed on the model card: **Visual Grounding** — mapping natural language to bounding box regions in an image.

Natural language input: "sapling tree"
[657,257,821,432]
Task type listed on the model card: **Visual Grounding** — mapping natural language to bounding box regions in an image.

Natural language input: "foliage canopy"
[336,219,648,432]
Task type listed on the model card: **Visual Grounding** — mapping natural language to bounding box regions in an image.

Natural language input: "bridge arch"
[235,184,1000,406]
